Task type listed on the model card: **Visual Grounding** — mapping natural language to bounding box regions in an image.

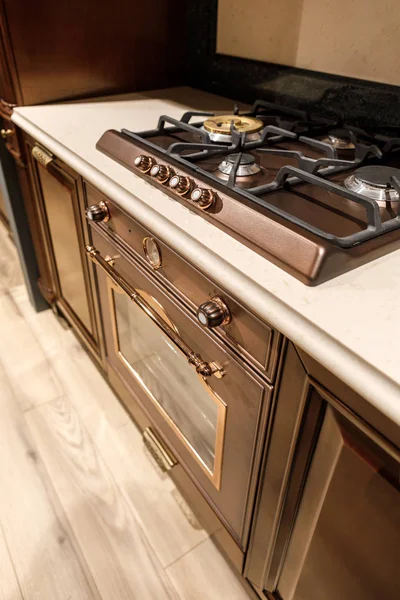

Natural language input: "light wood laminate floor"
[0,223,251,600]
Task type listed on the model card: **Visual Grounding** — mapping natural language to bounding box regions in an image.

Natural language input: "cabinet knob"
[86,201,110,223]
[196,296,231,328]
[1,128,13,139]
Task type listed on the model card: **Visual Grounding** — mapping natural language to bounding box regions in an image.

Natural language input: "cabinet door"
[246,343,400,600]
[27,143,102,361]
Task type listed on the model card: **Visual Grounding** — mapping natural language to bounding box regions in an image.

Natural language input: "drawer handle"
[1,128,13,139]
[86,244,225,379]
[32,144,54,167]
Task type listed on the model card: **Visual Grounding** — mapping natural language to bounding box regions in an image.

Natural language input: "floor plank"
[10,284,77,359]
[0,291,62,411]
[0,222,23,292]
[167,538,251,600]
[11,284,129,429]
[25,396,179,600]
[0,366,96,600]
[0,523,23,600]
[81,416,210,568]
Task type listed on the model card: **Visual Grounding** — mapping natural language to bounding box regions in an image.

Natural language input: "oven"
[87,217,272,546]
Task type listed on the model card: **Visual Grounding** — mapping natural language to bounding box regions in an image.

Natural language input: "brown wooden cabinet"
[24,135,103,362]
[246,342,400,600]
[0,0,185,107]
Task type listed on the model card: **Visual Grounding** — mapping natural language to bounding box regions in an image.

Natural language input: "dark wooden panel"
[1,0,185,106]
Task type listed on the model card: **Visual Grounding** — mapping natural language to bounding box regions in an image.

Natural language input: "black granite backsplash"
[185,1,400,128]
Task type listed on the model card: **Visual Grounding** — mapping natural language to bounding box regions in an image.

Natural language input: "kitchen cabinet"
[246,342,400,600]
[0,0,185,107]
[24,135,103,362]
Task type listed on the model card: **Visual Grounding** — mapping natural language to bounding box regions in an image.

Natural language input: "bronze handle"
[0,128,13,139]
[86,245,225,379]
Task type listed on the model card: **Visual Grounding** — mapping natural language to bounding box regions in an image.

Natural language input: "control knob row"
[133,154,218,210]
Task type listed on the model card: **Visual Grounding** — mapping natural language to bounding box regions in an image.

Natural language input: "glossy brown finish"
[85,183,281,381]
[246,342,400,600]
[38,166,91,330]
[0,0,185,106]
[98,130,400,285]
[91,224,272,545]
[24,136,103,361]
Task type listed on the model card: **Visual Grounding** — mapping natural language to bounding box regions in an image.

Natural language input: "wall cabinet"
[246,342,400,600]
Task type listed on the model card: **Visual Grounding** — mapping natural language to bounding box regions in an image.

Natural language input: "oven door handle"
[86,245,225,379]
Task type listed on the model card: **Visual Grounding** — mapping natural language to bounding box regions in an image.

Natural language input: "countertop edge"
[12,110,400,428]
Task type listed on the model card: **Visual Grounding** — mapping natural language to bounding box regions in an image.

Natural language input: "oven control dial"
[190,187,218,210]
[86,201,110,223]
[150,164,175,183]
[169,175,194,196]
[134,154,156,173]
[196,297,231,328]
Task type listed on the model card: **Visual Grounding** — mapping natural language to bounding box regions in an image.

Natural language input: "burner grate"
[120,103,400,250]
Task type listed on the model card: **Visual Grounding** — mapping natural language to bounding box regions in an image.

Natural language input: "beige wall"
[217,0,400,85]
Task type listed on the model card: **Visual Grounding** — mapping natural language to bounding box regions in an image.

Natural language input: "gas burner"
[345,166,400,204]
[218,153,261,177]
[202,115,264,143]
[322,129,355,150]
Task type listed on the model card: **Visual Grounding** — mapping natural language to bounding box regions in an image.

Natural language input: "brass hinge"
[143,427,177,473]
[32,144,54,167]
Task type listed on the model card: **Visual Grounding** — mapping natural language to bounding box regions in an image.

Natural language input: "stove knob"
[190,187,218,210]
[86,201,110,223]
[196,297,231,328]
[169,175,194,196]
[150,163,175,183]
[134,154,156,173]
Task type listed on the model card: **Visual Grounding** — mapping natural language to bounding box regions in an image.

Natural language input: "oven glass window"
[112,289,223,475]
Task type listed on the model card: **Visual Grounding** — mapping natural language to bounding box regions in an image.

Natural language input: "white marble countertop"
[12,87,400,428]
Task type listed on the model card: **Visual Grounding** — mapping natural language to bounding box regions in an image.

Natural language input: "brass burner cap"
[203,115,264,135]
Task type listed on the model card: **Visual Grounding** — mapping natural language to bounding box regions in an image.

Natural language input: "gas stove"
[96,99,400,285]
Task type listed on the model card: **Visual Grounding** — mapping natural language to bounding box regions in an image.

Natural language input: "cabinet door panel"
[246,343,400,600]
[278,405,400,600]
[37,164,91,330]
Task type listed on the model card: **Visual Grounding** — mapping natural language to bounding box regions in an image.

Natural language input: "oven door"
[88,226,271,544]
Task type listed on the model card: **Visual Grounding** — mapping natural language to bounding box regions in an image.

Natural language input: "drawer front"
[85,183,280,380]
[90,225,271,545]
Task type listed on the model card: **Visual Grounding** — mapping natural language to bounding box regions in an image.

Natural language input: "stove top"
[96,99,400,285]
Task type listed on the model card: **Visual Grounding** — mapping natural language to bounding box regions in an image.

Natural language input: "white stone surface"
[12,87,400,427]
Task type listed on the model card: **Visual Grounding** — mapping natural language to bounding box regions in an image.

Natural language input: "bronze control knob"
[86,201,110,223]
[196,296,231,328]
[134,154,156,173]
[190,187,218,210]
[150,163,175,183]
[169,175,194,196]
